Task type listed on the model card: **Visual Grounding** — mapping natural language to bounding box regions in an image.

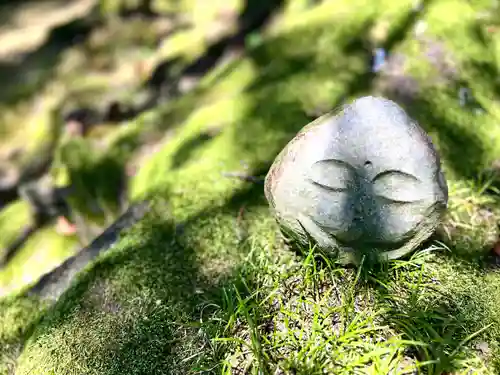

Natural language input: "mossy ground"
[1,0,500,374]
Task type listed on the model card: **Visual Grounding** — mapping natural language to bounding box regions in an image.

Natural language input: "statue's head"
[265,96,448,264]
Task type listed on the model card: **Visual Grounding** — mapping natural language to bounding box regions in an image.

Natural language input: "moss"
[0,296,46,375]
[1,0,500,373]
[0,228,78,297]
[0,201,31,253]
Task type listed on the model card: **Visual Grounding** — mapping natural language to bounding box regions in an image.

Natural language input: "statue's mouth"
[291,203,443,264]
[333,236,410,252]
[312,218,415,251]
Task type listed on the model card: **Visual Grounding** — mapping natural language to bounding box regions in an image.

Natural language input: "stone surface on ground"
[265,96,448,264]
[28,200,150,301]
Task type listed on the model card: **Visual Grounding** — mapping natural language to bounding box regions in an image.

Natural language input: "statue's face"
[265,96,447,259]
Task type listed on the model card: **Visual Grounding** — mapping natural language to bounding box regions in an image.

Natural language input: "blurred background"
[0,0,498,297]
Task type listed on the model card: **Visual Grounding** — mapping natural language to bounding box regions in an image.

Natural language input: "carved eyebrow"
[371,169,420,184]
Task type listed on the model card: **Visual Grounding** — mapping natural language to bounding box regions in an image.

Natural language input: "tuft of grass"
[214,245,418,375]
[212,244,499,374]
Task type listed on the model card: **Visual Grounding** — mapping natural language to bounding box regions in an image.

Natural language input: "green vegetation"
[1,0,500,373]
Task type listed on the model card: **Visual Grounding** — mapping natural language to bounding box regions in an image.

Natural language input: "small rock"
[372,48,387,73]
[476,341,490,355]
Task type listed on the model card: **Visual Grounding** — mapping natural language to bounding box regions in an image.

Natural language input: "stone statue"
[264,96,448,264]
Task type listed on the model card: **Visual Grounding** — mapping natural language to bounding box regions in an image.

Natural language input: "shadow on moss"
[6,2,500,373]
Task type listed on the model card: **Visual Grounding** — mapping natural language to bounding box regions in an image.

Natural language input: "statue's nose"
[352,191,377,226]
[353,204,363,218]
[351,200,365,232]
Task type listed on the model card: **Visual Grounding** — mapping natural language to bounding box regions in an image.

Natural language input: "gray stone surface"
[28,200,151,301]
[265,96,448,264]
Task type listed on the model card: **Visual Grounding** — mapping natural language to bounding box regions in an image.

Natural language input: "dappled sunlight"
[0,201,31,252]
[0,228,78,297]
[1,0,500,373]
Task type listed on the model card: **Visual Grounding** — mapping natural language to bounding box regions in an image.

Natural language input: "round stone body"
[265,96,448,264]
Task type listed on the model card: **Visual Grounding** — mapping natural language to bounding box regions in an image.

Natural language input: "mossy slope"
[2,0,500,374]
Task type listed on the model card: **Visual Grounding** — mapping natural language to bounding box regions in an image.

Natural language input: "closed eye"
[308,158,357,192]
[308,179,349,192]
[375,194,424,205]
[371,169,423,203]
[372,169,420,184]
